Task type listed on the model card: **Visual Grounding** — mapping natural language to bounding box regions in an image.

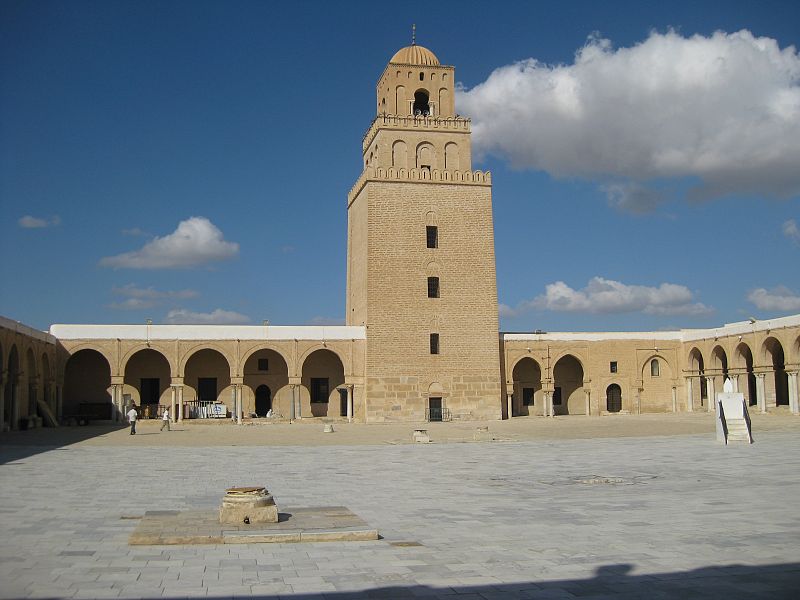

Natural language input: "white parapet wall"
[49,324,366,341]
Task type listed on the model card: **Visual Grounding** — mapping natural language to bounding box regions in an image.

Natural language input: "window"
[430,333,439,355]
[606,384,622,413]
[553,387,562,406]
[413,90,430,115]
[419,72,424,81]
[523,388,535,406]
[650,359,660,377]
[610,361,618,373]
[426,225,438,248]
[257,358,269,371]
[310,378,329,403]
[428,397,443,422]
[427,276,440,298]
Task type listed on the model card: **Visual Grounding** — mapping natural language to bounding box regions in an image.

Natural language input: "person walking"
[160,407,171,432]
[127,405,138,435]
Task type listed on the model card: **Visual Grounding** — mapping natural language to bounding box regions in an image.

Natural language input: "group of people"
[125,406,171,435]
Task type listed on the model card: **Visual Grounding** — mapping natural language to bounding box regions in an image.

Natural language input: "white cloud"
[503,277,713,317]
[164,308,250,325]
[19,215,60,228]
[458,29,800,207]
[108,284,199,310]
[308,316,345,326]
[603,182,665,214]
[747,286,800,311]
[783,219,800,244]
[100,217,239,269]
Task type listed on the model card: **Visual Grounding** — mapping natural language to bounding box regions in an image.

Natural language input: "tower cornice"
[362,114,471,152]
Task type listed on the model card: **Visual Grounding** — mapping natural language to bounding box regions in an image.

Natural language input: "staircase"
[724,418,750,443]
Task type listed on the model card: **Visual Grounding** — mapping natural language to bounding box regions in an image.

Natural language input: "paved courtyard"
[0,418,798,599]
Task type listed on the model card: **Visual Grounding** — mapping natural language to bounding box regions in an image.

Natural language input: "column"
[707,377,716,413]
[584,388,590,416]
[177,385,184,422]
[635,388,641,414]
[346,385,353,422]
[170,386,177,422]
[289,385,296,421]
[686,377,693,412]
[671,387,677,413]
[0,375,5,432]
[236,384,242,425]
[787,371,798,415]
[732,374,740,393]
[506,391,513,419]
[756,373,767,414]
[544,391,553,417]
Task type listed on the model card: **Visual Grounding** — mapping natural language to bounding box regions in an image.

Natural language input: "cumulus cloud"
[747,286,800,311]
[783,219,800,244]
[502,277,713,317]
[458,29,800,208]
[100,217,239,269]
[164,308,250,325]
[19,215,60,228]
[108,284,199,310]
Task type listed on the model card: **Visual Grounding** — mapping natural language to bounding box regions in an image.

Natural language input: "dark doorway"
[255,385,271,416]
[413,90,430,116]
[198,378,217,402]
[339,388,348,417]
[140,378,160,406]
[607,384,622,413]
[311,378,329,404]
[428,397,443,422]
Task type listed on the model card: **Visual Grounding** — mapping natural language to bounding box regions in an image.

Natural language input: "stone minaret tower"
[346,41,501,422]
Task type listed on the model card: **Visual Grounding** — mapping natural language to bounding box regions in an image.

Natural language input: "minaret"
[346,41,501,422]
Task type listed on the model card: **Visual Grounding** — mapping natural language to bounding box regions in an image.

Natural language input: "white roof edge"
[49,324,366,341]
[502,313,800,343]
[0,315,56,344]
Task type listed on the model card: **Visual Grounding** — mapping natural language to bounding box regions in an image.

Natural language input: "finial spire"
[412,23,416,45]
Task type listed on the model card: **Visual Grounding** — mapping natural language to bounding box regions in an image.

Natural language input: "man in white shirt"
[160,407,170,432]
[127,406,138,435]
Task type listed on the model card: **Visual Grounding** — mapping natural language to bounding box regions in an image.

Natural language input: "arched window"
[651,359,660,377]
[606,384,622,413]
[413,90,430,116]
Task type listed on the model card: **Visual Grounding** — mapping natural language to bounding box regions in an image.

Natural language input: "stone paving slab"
[1,424,799,598]
[129,506,379,545]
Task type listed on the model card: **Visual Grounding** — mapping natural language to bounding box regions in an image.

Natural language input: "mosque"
[2,42,799,430]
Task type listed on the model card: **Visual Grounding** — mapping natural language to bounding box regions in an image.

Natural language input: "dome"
[389,44,440,66]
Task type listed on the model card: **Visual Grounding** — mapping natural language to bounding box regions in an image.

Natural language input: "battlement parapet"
[362,114,471,151]
[347,166,491,205]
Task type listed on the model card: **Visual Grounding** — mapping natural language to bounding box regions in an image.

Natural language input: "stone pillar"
[787,371,799,415]
[707,377,716,413]
[346,385,353,422]
[0,375,5,432]
[506,391,513,419]
[732,374,740,393]
[584,388,590,416]
[170,386,177,422]
[671,386,677,413]
[289,385,296,421]
[236,385,242,425]
[635,388,641,414]
[544,392,553,417]
[177,385,184,422]
[756,373,767,414]
[686,377,693,412]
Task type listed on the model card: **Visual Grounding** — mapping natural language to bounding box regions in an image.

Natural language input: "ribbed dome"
[389,44,440,66]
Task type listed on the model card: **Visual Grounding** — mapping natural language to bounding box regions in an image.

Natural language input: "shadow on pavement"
[0,424,128,463]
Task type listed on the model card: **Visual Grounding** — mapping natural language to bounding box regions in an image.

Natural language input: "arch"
[438,87,449,115]
[63,349,112,420]
[425,210,438,226]
[301,349,345,418]
[511,356,542,416]
[688,347,707,409]
[123,348,171,416]
[425,261,440,277]
[444,142,459,170]
[710,345,729,378]
[395,85,406,115]
[254,385,271,416]
[243,348,289,418]
[416,142,435,169]
[553,354,585,415]
[413,89,430,116]
[762,337,789,407]
[640,353,674,412]
[734,342,757,406]
[179,343,234,375]
[183,348,232,411]
[25,347,37,418]
[63,343,116,376]
[392,140,407,168]
[4,345,20,429]
[606,384,622,413]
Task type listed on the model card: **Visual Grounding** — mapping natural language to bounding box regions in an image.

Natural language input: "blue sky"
[2,0,798,332]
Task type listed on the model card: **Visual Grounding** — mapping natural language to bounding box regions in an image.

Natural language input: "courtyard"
[0,415,798,599]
